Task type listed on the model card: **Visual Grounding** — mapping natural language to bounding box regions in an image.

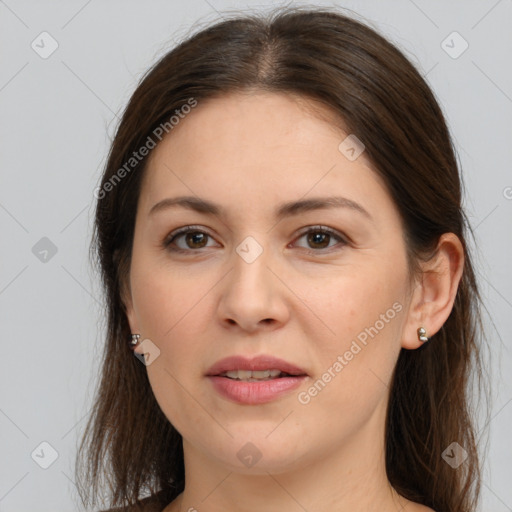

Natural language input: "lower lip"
[207,375,308,405]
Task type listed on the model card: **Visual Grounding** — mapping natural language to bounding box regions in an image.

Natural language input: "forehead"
[138,91,391,223]
[159,91,349,153]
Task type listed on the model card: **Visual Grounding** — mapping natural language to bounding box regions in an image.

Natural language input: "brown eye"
[164,227,216,252]
[183,232,208,248]
[293,226,347,253]
[306,231,331,249]
[164,225,347,255]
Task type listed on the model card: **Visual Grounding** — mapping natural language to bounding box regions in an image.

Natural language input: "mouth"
[206,354,308,379]
[206,355,308,404]
[218,369,303,381]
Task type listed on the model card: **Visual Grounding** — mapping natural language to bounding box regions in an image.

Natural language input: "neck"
[168,403,409,512]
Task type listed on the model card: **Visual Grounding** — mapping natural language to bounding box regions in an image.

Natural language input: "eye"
[291,225,347,253]
[163,226,217,252]
[163,225,348,254]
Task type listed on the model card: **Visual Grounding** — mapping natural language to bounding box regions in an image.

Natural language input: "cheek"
[130,264,214,433]
[131,255,206,341]
[130,259,213,394]
[306,268,405,345]
[301,261,407,394]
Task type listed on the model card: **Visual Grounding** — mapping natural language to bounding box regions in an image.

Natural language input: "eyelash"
[163,225,348,255]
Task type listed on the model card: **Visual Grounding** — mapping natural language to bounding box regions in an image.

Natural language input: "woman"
[76,6,487,512]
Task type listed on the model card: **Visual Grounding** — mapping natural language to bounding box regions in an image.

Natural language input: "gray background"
[0,1,511,511]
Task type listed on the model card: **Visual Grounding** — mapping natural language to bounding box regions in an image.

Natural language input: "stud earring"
[417,327,430,343]
[130,333,141,348]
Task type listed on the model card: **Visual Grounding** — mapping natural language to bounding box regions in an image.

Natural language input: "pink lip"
[208,375,308,405]
[205,355,307,376]
[205,355,308,405]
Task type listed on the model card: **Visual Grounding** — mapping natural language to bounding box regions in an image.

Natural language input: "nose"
[217,243,290,333]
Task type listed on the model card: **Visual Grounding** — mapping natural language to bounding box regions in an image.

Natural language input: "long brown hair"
[76,6,489,511]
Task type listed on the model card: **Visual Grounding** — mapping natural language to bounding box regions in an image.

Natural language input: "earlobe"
[401,233,464,350]
[121,279,140,338]
[116,256,144,354]
[125,299,138,333]
[124,298,145,355]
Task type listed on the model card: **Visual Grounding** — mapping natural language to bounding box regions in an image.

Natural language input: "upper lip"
[206,355,308,376]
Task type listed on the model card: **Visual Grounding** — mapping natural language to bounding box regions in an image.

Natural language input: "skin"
[124,91,464,512]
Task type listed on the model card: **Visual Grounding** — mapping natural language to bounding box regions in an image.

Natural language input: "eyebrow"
[149,195,373,221]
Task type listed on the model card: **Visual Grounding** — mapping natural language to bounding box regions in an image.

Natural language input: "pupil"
[187,232,206,248]
[308,232,329,249]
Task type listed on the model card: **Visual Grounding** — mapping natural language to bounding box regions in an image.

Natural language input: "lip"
[206,355,308,405]
[205,355,307,377]
[208,375,308,405]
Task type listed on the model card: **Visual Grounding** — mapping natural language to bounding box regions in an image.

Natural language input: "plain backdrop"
[0,1,511,511]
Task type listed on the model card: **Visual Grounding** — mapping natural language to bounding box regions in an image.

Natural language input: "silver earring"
[417,327,429,343]
[130,333,141,347]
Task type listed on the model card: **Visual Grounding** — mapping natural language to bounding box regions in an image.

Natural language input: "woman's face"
[126,91,415,474]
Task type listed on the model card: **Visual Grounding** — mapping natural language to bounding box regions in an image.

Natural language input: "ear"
[401,233,464,349]
[124,291,146,356]
[124,291,138,334]
[116,252,143,355]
